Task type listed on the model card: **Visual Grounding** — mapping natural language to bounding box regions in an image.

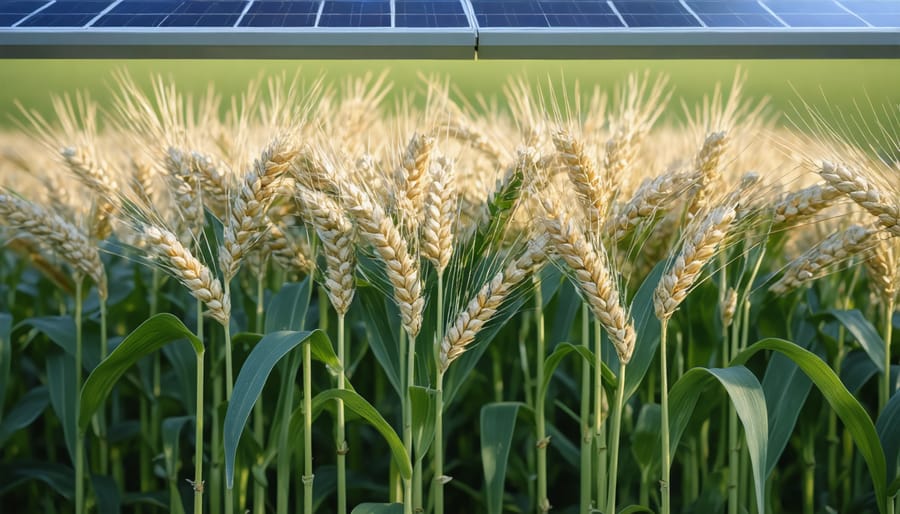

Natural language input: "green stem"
[337,313,348,514]
[253,275,266,514]
[595,319,607,509]
[660,318,671,514]
[535,279,549,514]
[802,431,815,514]
[881,296,895,413]
[434,269,446,514]
[223,281,234,400]
[606,362,627,514]
[579,304,592,514]
[303,338,314,514]
[75,277,84,514]
[403,330,415,514]
[194,299,205,514]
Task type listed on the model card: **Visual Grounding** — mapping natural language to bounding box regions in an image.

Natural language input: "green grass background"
[0,59,898,132]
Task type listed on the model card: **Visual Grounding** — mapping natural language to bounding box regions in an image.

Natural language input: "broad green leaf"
[827,309,885,373]
[631,403,661,474]
[0,460,74,499]
[18,316,100,371]
[409,385,436,458]
[876,391,900,491]
[162,340,198,413]
[842,350,879,394]
[265,278,312,333]
[79,314,202,431]
[0,312,11,415]
[623,262,664,400]
[732,338,888,514]
[539,342,615,399]
[223,329,329,487]
[350,504,403,514]
[668,366,768,513]
[481,402,525,514]
[91,474,121,514]
[313,388,412,480]
[0,386,49,447]
[47,353,77,463]
[161,416,193,485]
[358,285,403,397]
[762,347,812,476]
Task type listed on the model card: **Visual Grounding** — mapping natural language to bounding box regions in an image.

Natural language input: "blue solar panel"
[318,0,390,27]
[19,0,113,27]
[0,0,48,26]
[238,1,320,27]
[685,0,782,27]
[67,0,248,27]
[840,0,900,27]
[395,0,468,28]
[761,0,867,27]
[611,0,701,27]
[471,0,622,27]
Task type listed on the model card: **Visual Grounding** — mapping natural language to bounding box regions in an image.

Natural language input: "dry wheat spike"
[770,224,876,294]
[422,156,457,274]
[607,170,698,241]
[264,219,313,276]
[773,183,841,225]
[553,128,606,229]
[864,236,899,303]
[819,161,900,237]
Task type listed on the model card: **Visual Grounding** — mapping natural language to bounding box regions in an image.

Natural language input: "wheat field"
[0,69,897,514]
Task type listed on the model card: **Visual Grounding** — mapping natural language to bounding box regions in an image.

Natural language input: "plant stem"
[98,296,109,475]
[535,278,549,514]
[223,281,234,399]
[802,431,815,514]
[606,362,627,514]
[579,303,592,514]
[660,318,671,514]
[337,312,348,514]
[595,320,607,509]
[303,338,314,514]
[194,298,206,514]
[74,276,84,514]
[253,274,266,514]
[882,296,895,413]
[403,330,416,514]
[434,271,445,514]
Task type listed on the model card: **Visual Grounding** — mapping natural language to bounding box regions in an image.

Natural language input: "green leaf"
[0,312,11,414]
[623,262,664,400]
[0,386,49,447]
[91,474,121,514]
[265,278,312,333]
[409,385,436,459]
[842,350,879,393]
[0,460,74,499]
[618,506,654,514]
[161,416,193,486]
[224,329,330,488]
[732,338,888,514]
[79,314,202,432]
[18,316,100,371]
[668,366,768,513]
[350,504,403,514]
[481,402,525,514]
[762,348,812,476]
[313,388,412,480]
[631,403,661,474]
[47,353,77,464]
[827,309,885,373]
[539,342,615,399]
[358,285,403,397]
[876,391,900,490]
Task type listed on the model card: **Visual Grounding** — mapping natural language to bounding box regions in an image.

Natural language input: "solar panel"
[0,0,897,58]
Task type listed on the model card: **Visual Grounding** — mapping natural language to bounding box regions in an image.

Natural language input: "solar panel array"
[0,0,897,58]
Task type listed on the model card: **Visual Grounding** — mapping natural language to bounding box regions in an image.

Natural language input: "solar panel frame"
[0,0,896,58]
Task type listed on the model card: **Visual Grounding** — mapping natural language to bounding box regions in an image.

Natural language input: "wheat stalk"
[143,224,229,326]
[819,161,900,237]
[298,188,357,316]
[345,183,424,338]
[440,235,548,371]
[0,193,107,300]
[770,224,876,294]
[422,157,457,274]
[219,137,298,281]
[542,198,636,363]
[654,204,736,321]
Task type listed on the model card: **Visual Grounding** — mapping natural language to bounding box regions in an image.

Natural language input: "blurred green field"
[0,59,898,131]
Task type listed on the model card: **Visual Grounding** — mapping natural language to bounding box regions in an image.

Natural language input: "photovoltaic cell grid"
[0,0,898,28]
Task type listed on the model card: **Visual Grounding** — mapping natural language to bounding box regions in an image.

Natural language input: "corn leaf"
[481,401,530,514]
[46,352,77,464]
[876,391,900,494]
[827,309,885,373]
[732,337,887,514]
[668,366,768,513]
[0,386,49,447]
[78,314,202,432]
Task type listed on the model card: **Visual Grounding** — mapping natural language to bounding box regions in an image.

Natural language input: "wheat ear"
[143,224,229,325]
[654,204,736,321]
[395,133,435,230]
[298,188,357,316]
[687,131,728,217]
[770,225,875,295]
[819,161,900,237]
[440,235,548,371]
[0,193,107,300]
[164,147,206,241]
[345,183,424,338]
[607,170,698,241]
[264,219,313,276]
[553,129,606,228]
[422,157,457,274]
[865,237,899,303]
[219,137,298,281]
[542,198,636,363]
[773,183,841,225]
